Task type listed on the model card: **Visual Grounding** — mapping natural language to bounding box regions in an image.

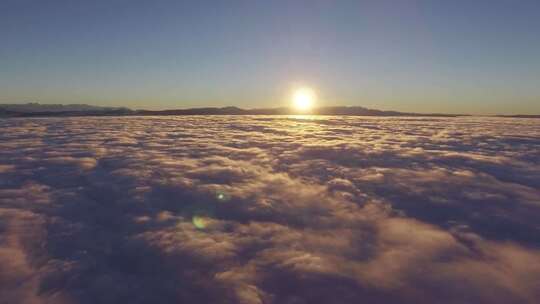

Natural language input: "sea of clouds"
[0,115,539,304]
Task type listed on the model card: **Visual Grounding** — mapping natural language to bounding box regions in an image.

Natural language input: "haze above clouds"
[1,116,539,303]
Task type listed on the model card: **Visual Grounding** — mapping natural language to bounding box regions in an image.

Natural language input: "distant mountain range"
[134,106,465,117]
[0,103,130,113]
[0,103,132,117]
[0,103,468,117]
[2,103,537,118]
[495,114,540,118]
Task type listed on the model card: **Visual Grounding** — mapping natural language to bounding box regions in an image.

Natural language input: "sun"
[292,87,316,112]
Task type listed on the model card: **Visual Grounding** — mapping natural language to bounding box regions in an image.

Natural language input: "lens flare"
[192,215,208,229]
[216,190,230,201]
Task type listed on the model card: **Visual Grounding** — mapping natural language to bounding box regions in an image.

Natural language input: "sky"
[1,0,539,114]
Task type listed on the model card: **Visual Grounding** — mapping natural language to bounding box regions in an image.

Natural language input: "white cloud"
[0,116,539,303]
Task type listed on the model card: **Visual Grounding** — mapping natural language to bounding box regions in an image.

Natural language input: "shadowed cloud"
[0,116,539,304]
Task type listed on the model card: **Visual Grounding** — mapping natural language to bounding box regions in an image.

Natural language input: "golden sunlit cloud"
[292,87,316,112]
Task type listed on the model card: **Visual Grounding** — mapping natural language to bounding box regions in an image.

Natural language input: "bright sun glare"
[292,87,316,112]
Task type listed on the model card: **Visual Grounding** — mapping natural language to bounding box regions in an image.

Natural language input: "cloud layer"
[0,116,539,303]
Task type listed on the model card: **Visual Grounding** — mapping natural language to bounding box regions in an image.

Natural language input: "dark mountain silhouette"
[2,103,538,118]
[134,106,463,117]
[1,103,464,117]
[0,103,480,118]
[0,102,130,113]
[495,114,540,118]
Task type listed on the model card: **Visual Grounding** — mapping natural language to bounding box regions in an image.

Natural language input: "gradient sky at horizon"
[1,0,539,114]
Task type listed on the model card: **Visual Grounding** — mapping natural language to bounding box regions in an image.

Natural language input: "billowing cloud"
[0,116,539,303]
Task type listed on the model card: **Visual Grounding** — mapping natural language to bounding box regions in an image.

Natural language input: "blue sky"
[1,0,539,114]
